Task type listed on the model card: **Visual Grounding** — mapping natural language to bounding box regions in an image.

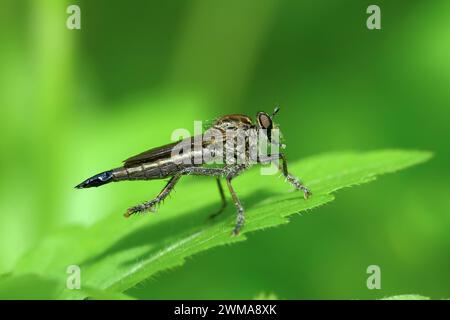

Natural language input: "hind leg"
[124,173,182,217]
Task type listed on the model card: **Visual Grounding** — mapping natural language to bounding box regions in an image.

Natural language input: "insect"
[75,107,311,235]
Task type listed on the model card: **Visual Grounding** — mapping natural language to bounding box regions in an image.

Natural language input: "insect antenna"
[271,105,280,120]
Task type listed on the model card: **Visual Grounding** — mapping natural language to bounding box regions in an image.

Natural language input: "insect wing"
[123,134,225,167]
[123,140,183,167]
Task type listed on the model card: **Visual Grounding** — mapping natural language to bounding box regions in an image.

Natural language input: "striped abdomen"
[75,150,202,189]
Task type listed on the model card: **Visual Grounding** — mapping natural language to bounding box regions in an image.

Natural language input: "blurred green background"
[1,0,449,299]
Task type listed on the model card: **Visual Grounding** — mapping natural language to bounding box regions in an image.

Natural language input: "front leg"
[124,173,182,217]
[280,153,311,199]
[259,153,312,199]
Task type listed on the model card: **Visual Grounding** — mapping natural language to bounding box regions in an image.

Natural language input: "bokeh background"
[1,0,449,299]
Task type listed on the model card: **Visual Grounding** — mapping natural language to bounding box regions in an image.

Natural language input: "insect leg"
[279,153,311,199]
[180,164,249,177]
[124,173,182,217]
[224,164,248,235]
[180,167,227,176]
[259,153,311,199]
[226,177,245,236]
[181,165,248,235]
[208,177,228,219]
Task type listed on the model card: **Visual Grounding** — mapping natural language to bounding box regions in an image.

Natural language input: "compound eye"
[257,112,272,129]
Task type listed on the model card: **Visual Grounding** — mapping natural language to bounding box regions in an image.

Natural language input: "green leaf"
[254,292,279,300]
[381,295,431,300]
[8,150,431,299]
[0,274,135,300]
[0,274,62,300]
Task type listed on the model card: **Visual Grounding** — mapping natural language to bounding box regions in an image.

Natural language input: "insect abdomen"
[75,170,114,189]
[112,160,185,181]
[76,150,202,188]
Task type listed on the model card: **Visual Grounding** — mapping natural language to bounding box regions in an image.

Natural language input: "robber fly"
[76,107,311,235]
